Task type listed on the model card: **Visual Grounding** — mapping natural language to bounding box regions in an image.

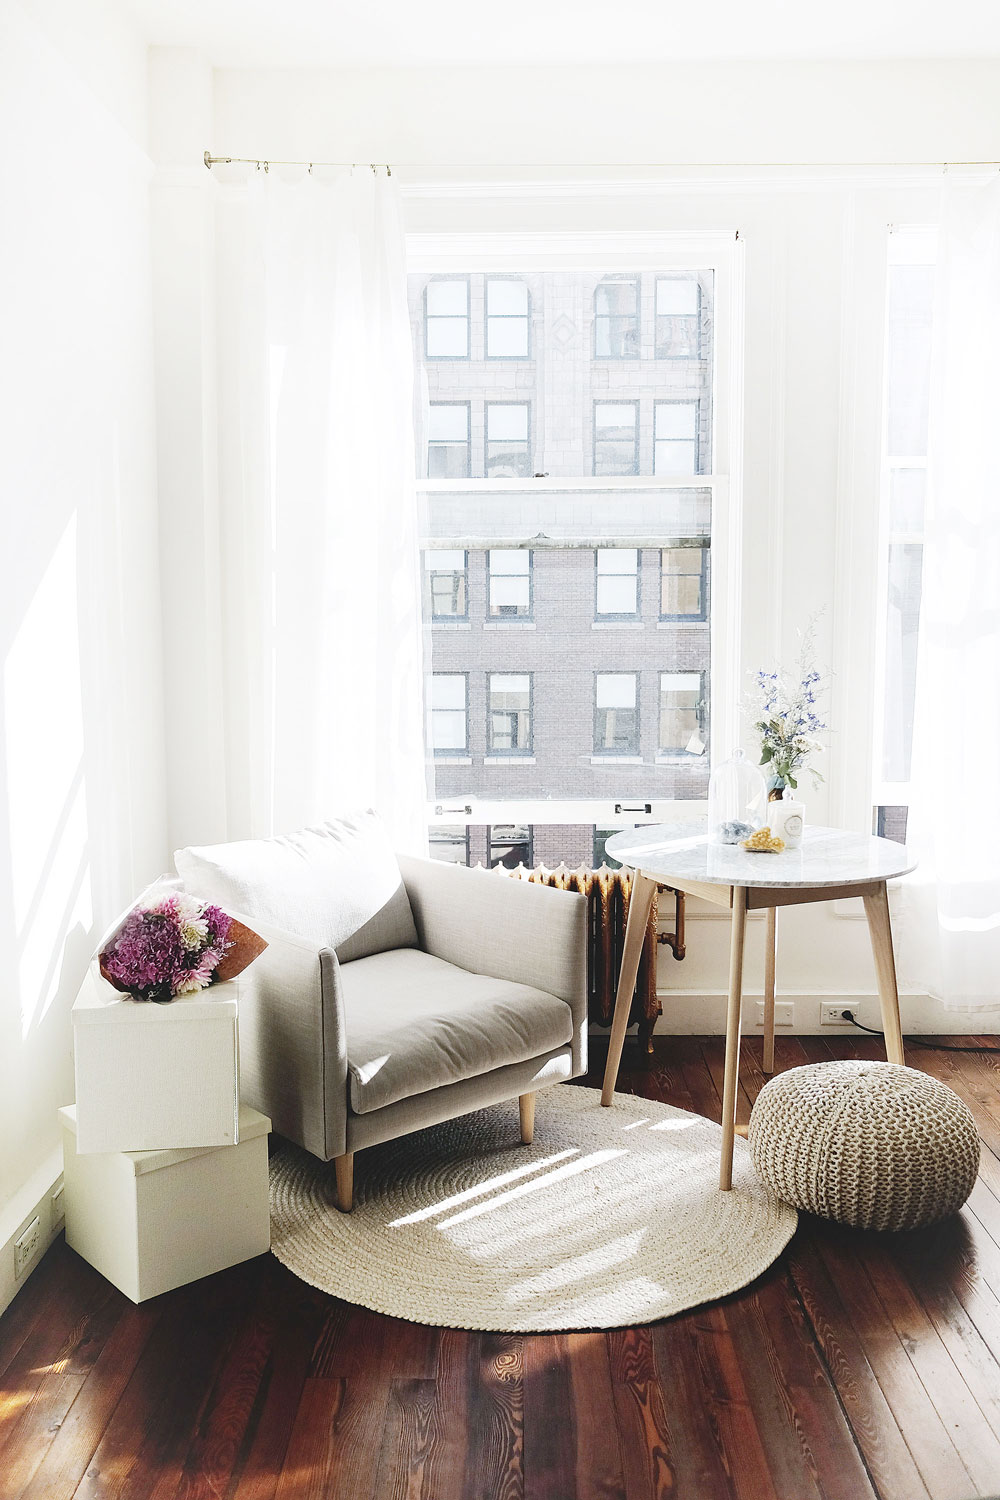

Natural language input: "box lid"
[72,962,238,1025]
[59,1104,270,1173]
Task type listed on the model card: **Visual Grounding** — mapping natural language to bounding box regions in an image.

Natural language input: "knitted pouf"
[748,1061,981,1231]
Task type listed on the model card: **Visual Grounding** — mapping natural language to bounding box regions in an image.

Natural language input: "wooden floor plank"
[606,1326,674,1499]
[464,1333,523,1500]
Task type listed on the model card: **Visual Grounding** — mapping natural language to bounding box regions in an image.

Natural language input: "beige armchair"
[176,819,587,1211]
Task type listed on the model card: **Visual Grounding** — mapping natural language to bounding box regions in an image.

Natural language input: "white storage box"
[59,1103,271,1303]
[72,963,239,1153]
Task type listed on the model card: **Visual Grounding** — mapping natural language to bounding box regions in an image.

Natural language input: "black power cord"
[839,1008,1000,1054]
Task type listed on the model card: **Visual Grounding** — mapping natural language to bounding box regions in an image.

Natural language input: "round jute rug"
[268,1084,797,1331]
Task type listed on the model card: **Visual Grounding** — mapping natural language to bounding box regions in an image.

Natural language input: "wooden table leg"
[720,885,748,1190]
[863,881,905,1065]
[601,871,658,1107]
[763,905,777,1075]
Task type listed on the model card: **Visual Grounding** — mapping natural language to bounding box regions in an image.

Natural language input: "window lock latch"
[615,802,652,815]
[435,803,473,816]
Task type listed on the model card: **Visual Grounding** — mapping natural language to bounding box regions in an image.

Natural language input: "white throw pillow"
[174,810,418,964]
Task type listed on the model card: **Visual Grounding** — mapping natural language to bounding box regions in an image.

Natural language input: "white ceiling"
[125,0,1000,68]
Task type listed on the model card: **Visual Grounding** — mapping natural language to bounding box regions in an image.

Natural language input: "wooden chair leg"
[334,1152,354,1213]
[763,905,777,1075]
[519,1092,536,1145]
[720,886,748,1191]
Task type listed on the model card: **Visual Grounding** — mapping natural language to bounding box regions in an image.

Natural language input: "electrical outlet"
[756,1001,794,1028]
[14,1216,40,1279]
[821,1004,851,1026]
[51,1182,65,1228]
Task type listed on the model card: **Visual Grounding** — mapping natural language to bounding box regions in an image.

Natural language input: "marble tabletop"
[604,822,917,889]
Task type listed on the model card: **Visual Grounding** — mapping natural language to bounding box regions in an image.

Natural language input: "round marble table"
[600,823,916,1190]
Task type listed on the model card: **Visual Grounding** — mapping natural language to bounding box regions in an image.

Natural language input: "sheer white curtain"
[215,166,427,852]
[908,175,1000,1010]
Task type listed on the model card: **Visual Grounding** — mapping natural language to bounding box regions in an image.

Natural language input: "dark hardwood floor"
[4,1035,1000,1500]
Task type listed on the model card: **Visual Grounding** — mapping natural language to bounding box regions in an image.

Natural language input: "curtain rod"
[204,152,390,174]
[203,152,1000,173]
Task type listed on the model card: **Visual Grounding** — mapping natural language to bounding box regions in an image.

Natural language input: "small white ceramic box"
[60,1103,271,1303]
[72,963,240,1154]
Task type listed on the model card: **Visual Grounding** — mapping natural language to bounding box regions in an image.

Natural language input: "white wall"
[201,59,1000,1034]
[0,0,165,1273]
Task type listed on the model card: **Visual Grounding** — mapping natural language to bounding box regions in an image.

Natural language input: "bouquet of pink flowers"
[99,890,263,1003]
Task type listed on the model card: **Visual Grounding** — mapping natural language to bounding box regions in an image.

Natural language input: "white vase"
[767,793,805,849]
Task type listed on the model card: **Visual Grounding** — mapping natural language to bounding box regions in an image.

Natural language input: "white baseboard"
[645,990,1000,1037]
[0,1147,65,1320]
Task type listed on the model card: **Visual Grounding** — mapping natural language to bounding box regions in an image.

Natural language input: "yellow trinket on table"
[742,826,785,853]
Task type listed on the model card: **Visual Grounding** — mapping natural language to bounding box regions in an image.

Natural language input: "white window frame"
[871,226,937,825]
[409,229,744,835]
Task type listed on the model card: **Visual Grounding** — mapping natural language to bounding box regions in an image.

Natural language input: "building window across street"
[486,278,530,358]
[488,824,533,868]
[485,402,531,477]
[424,549,468,619]
[595,549,639,617]
[427,403,471,478]
[654,401,699,475]
[488,674,532,754]
[661,546,708,619]
[655,276,701,358]
[594,673,639,756]
[594,402,639,476]
[424,277,470,359]
[594,276,640,358]
[659,671,703,755]
[488,550,532,617]
[428,673,468,755]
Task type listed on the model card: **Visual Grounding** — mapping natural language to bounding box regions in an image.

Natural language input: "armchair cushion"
[175,810,418,964]
[339,948,574,1115]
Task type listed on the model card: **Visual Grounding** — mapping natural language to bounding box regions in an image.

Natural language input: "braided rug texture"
[748,1061,981,1232]
[269,1084,797,1331]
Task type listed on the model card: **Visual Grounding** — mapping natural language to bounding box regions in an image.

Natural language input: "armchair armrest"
[230,910,348,1160]
[397,855,588,1075]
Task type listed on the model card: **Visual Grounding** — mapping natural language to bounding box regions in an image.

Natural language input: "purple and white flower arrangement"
[100,892,234,1003]
[748,632,829,796]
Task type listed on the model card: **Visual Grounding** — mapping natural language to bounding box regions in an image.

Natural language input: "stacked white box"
[72,963,240,1153]
[59,1104,271,1303]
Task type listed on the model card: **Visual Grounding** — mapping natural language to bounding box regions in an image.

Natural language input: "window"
[659,672,703,756]
[594,276,639,358]
[595,549,639,617]
[593,828,625,869]
[873,232,935,843]
[427,403,471,478]
[428,674,468,755]
[488,550,531,617]
[486,278,530,358]
[655,277,701,358]
[488,824,533,868]
[594,402,639,476]
[424,549,467,619]
[660,546,708,619]
[424,278,469,358]
[410,256,727,869]
[594,674,639,756]
[488,674,532,754]
[429,825,470,863]
[485,403,531,477]
[654,402,699,475]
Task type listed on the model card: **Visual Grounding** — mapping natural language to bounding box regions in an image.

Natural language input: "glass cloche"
[708,750,767,844]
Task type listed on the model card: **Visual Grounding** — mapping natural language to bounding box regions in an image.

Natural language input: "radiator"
[498,864,686,1054]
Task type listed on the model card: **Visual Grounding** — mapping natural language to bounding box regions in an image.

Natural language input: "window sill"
[434,756,472,765]
[590,755,643,764]
[483,621,536,630]
[592,620,644,630]
[484,756,536,765]
[657,619,706,628]
[431,621,472,630]
[655,754,703,764]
